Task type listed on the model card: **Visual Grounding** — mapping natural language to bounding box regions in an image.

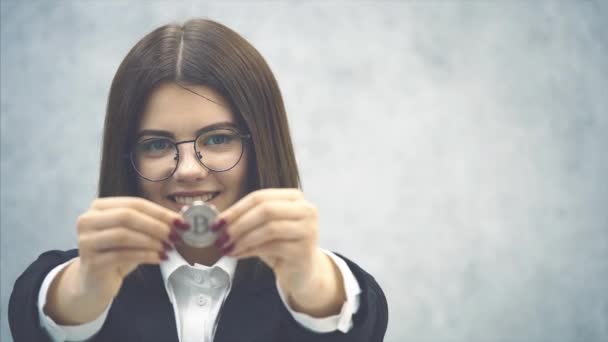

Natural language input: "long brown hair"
[98,18,300,198]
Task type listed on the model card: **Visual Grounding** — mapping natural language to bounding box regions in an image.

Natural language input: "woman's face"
[136,82,250,213]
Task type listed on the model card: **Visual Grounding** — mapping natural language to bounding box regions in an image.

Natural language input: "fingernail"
[159,251,168,261]
[169,230,183,243]
[173,219,190,231]
[214,231,230,248]
[220,243,234,255]
[211,219,226,232]
[162,241,173,251]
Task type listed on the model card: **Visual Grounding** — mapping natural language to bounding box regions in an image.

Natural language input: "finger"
[91,197,183,224]
[78,207,175,243]
[87,248,163,270]
[222,200,313,242]
[231,240,301,259]
[216,188,303,224]
[226,220,306,256]
[80,227,167,253]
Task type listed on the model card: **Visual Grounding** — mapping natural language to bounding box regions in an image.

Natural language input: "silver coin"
[180,201,219,248]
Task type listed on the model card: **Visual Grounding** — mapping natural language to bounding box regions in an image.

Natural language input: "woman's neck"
[176,244,222,266]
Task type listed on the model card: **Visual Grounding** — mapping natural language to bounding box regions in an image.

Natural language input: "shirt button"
[197,294,208,306]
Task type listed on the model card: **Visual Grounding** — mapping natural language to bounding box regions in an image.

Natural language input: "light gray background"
[1,1,607,341]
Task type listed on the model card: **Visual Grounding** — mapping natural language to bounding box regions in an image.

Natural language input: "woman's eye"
[205,134,231,145]
[142,139,171,151]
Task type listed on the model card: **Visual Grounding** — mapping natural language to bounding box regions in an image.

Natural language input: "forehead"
[139,82,235,136]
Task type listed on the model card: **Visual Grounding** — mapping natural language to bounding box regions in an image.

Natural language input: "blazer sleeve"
[9,249,80,342]
[280,253,389,342]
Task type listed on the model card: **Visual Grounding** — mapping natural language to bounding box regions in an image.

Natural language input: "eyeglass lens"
[131,128,245,181]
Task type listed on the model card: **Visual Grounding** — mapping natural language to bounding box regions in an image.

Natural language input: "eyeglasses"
[128,127,251,182]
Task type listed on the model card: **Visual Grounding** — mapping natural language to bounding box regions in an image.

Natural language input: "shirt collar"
[159,248,237,289]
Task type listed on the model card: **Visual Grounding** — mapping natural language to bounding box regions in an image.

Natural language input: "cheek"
[236,152,252,194]
[138,180,162,200]
[225,153,250,197]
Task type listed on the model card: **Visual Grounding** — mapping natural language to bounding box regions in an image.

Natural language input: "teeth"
[174,193,215,205]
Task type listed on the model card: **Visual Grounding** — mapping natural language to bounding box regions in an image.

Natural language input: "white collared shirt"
[38,249,361,342]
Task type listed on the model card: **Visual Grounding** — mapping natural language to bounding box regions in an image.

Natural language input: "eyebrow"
[137,121,240,140]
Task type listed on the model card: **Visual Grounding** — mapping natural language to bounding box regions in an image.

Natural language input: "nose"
[173,143,209,182]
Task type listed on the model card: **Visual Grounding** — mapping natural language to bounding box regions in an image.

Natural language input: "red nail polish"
[162,241,173,251]
[221,243,234,255]
[159,251,168,261]
[214,232,230,248]
[173,219,190,230]
[169,230,182,243]
[211,219,226,232]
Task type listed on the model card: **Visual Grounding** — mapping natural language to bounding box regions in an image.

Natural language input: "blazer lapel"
[132,265,180,342]
[126,259,279,342]
[214,259,282,342]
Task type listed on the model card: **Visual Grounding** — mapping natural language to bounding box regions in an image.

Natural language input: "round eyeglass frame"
[126,128,251,182]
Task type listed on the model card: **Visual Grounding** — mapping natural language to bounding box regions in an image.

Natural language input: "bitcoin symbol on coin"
[193,216,209,234]
[180,201,218,248]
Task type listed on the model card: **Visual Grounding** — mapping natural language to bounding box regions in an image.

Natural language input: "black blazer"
[10,249,388,342]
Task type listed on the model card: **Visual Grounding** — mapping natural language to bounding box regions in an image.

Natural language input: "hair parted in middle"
[98,18,301,198]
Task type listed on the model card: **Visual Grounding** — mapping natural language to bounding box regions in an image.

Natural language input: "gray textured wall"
[1,1,607,341]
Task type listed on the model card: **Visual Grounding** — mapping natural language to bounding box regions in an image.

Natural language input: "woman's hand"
[45,197,187,324]
[213,188,346,317]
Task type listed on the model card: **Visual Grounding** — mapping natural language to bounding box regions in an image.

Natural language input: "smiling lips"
[169,192,219,205]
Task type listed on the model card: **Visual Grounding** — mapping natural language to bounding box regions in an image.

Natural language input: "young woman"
[9,18,388,342]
